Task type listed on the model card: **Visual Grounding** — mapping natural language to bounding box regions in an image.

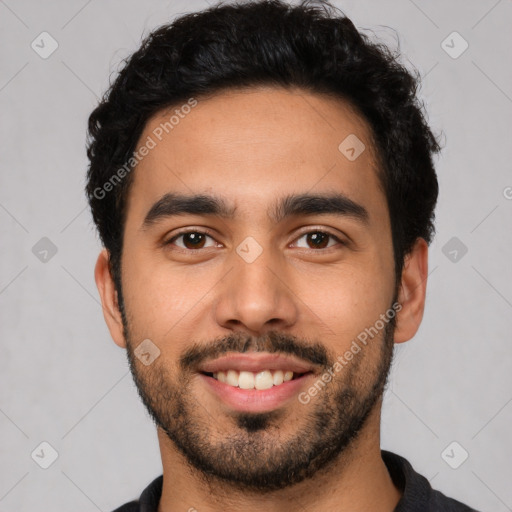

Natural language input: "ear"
[393,238,429,344]
[94,249,127,348]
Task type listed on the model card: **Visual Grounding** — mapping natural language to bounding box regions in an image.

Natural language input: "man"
[86,1,479,510]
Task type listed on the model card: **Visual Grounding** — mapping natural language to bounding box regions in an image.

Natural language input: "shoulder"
[429,489,479,512]
[382,450,480,512]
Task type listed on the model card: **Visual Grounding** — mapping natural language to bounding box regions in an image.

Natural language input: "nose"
[214,244,299,335]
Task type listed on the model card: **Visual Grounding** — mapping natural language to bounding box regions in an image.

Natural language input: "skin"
[95,86,428,511]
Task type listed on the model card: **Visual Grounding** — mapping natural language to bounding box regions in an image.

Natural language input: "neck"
[156,401,401,512]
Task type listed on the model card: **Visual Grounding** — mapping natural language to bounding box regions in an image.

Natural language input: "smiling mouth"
[201,369,312,390]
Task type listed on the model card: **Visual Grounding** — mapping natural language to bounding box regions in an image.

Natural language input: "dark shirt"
[112,450,479,511]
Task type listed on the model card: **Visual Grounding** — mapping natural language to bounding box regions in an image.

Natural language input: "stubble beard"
[122,310,396,492]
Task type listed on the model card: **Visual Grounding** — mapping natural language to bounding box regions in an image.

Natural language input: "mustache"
[180,330,330,372]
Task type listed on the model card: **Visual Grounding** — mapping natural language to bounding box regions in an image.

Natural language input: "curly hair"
[86,0,440,296]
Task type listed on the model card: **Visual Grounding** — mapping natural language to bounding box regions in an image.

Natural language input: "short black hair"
[86,0,440,299]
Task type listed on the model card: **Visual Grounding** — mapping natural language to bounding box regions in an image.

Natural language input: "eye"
[291,230,344,250]
[165,230,218,250]
[164,228,345,252]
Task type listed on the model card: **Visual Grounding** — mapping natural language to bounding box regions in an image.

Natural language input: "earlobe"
[94,249,127,348]
[393,238,429,344]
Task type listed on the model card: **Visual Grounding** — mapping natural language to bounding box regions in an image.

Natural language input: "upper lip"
[198,353,316,374]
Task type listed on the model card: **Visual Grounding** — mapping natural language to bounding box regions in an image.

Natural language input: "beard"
[122,304,396,493]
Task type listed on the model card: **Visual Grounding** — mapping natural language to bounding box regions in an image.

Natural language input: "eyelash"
[164,228,346,252]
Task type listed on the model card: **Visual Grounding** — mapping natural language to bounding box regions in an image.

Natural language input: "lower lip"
[199,373,313,413]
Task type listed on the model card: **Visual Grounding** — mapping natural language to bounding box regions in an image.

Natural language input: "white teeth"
[226,369,239,387]
[273,370,284,386]
[238,371,255,389]
[255,370,274,390]
[211,369,302,389]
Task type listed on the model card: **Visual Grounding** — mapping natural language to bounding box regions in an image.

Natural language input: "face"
[103,87,408,491]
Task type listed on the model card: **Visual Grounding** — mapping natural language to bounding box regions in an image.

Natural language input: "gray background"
[1,0,511,510]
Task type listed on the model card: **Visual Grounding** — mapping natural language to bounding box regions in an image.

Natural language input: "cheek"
[309,260,394,352]
[121,248,216,340]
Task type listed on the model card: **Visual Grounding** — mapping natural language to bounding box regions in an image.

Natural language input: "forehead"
[126,86,387,224]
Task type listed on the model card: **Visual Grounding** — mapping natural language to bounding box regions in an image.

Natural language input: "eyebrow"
[141,191,369,229]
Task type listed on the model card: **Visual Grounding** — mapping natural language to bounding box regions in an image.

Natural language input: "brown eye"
[306,232,329,249]
[166,231,216,250]
[292,230,343,250]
